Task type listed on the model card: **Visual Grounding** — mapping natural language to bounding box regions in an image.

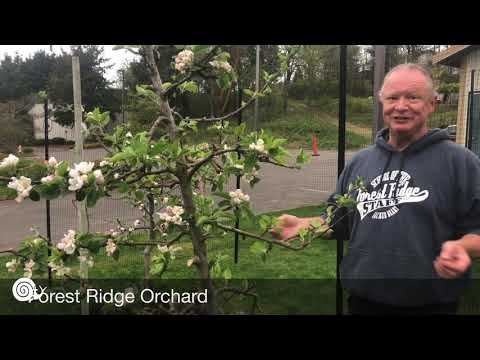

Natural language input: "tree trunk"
[144,194,155,289]
[177,165,217,315]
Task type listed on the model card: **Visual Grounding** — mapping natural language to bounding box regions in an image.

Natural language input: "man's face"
[381,69,435,138]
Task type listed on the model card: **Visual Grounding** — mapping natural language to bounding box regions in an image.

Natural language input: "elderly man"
[274,63,480,315]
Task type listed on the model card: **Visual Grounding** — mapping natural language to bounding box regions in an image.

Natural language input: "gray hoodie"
[334,128,480,306]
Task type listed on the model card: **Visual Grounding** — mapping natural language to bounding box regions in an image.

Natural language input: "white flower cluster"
[249,139,267,154]
[209,60,233,73]
[48,157,58,168]
[175,50,194,73]
[6,258,19,273]
[78,254,94,268]
[244,168,259,183]
[158,206,185,225]
[229,189,250,205]
[8,176,32,203]
[68,162,103,191]
[41,174,57,184]
[106,239,117,256]
[0,154,19,169]
[158,244,183,254]
[57,230,76,254]
[23,259,35,278]
[100,160,111,167]
[48,260,71,277]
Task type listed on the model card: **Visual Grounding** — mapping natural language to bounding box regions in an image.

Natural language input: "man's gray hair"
[378,63,437,100]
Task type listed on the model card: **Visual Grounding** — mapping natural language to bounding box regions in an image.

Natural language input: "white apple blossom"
[41,175,57,184]
[244,168,259,183]
[175,50,194,73]
[209,60,233,73]
[78,255,94,268]
[48,157,58,168]
[73,161,95,175]
[134,219,141,227]
[229,189,250,205]
[114,173,120,180]
[126,132,133,138]
[93,169,104,185]
[0,154,19,169]
[249,139,267,154]
[68,170,84,191]
[23,259,35,278]
[49,260,71,277]
[106,239,117,256]
[158,244,182,253]
[6,258,19,273]
[157,206,184,225]
[100,160,111,167]
[57,230,76,255]
[8,176,33,203]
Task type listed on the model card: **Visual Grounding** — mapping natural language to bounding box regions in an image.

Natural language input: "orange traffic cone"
[312,134,319,156]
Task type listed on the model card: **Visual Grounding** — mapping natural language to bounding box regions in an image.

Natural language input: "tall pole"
[122,69,126,124]
[372,45,386,142]
[44,99,52,286]
[234,79,242,264]
[337,45,347,316]
[72,53,89,315]
[254,45,260,131]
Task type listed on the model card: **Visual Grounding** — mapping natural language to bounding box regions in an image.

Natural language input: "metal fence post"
[337,45,347,316]
[44,99,52,286]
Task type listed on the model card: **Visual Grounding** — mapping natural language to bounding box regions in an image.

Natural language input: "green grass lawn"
[2,203,480,315]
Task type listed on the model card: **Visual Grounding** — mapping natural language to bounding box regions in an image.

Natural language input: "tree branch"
[187,147,240,180]
[0,249,29,260]
[215,223,310,251]
[257,157,299,170]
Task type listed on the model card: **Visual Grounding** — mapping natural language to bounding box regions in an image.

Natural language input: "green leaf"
[56,161,69,177]
[243,89,254,98]
[75,189,87,201]
[134,190,145,201]
[181,81,198,94]
[234,123,246,138]
[86,190,100,208]
[196,216,210,226]
[112,250,120,261]
[296,149,309,165]
[213,192,230,200]
[223,268,232,280]
[118,182,129,193]
[259,215,271,232]
[250,241,268,255]
[150,142,167,155]
[29,189,40,202]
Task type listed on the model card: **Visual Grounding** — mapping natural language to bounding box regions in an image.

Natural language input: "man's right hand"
[271,214,323,241]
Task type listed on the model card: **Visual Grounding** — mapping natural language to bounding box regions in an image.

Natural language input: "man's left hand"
[434,241,472,279]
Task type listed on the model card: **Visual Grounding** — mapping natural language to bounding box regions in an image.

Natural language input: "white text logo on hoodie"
[356,170,429,220]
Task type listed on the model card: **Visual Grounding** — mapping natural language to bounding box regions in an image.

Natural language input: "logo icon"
[12,278,45,303]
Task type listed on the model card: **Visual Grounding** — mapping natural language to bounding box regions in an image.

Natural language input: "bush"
[0,117,32,154]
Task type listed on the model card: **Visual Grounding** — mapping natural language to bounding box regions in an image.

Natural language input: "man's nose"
[394,97,409,110]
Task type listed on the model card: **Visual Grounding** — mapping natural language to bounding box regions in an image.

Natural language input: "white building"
[28,103,75,141]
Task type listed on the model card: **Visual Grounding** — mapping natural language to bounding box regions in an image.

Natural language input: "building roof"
[432,45,480,67]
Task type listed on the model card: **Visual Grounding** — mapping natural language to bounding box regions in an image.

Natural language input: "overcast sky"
[0,45,139,84]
